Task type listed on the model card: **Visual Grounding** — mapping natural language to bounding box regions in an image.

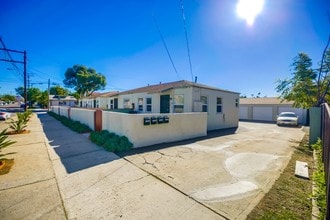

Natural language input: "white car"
[0,109,11,120]
[277,112,298,126]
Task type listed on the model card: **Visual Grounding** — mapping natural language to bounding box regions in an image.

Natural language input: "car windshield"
[279,113,296,118]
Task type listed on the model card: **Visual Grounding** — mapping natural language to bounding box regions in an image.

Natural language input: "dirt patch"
[247,134,313,219]
[0,159,15,175]
[6,130,30,135]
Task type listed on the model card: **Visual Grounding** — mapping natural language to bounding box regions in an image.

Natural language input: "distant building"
[49,95,77,107]
[239,97,308,124]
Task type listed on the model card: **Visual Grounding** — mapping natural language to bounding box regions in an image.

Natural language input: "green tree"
[38,91,49,108]
[15,87,24,98]
[16,87,42,107]
[276,52,318,108]
[49,85,69,96]
[316,40,330,105]
[27,88,42,107]
[63,64,106,98]
[0,94,16,102]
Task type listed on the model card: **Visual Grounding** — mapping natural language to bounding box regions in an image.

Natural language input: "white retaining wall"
[103,111,207,148]
[59,106,70,118]
[70,108,95,131]
[51,106,95,131]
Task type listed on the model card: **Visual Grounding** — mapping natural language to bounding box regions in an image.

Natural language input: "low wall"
[102,112,207,148]
[50,107,207,148]
[70,108,95,131]
[59,106,70,118]
[50,106,95,131]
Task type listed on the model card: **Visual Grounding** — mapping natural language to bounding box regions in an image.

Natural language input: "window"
[138,98,143,111]
[216,97,222,113]
[146,98,152,112]
[235,98,239,107]
[201,96,208,112]
[123,98,131,109]
[174,94,184,113]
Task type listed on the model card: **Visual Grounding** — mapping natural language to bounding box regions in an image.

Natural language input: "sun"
[236,0,264,26]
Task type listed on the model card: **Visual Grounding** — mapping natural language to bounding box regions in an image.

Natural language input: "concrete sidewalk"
[0,114,66,219]
[1,113,224,219]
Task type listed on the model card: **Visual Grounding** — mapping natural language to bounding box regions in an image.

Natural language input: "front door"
[160,95,170,113]
[114,98,118,109]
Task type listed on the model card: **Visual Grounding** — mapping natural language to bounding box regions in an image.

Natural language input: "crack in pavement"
[63,162,129,201]
[123,157,230,220]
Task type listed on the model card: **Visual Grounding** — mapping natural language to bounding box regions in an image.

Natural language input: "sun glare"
[236,0,264,26]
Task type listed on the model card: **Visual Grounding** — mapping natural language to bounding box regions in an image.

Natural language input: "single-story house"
[106,80,240,131]
[80,91,119,108]
[50,95,77,107]
[239,97,308,125]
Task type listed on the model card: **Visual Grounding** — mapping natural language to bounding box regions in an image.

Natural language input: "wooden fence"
[321,103,330,219]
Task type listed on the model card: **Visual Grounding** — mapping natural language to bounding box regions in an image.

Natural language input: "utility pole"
[23,51,27,111]
[0,47,28,111]
[48,79,50,111]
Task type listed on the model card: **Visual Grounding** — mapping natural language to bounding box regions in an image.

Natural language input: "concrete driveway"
[0,116,305,219]
[122,122,305,219]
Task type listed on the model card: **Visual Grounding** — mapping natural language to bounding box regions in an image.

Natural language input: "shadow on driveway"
[117,127,238,157]
[38,113,119,173]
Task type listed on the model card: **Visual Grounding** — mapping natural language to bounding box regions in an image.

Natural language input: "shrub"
[90,130,133,152]
[7,111,32,134]
[0,129,16,151]
[0,129,16,162]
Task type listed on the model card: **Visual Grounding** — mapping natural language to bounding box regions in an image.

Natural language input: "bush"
[0,129,16,152]
[7,111,32,134]
[312,139,326,219]
[90,130,133,152]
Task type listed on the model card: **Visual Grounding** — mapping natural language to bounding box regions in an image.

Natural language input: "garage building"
[239,97,308,125]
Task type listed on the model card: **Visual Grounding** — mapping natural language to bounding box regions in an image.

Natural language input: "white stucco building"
[107,80,240,131]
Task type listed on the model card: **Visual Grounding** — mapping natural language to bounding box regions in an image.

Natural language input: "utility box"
[143,117,150,126]
[157,116,164,124]
[309,107,321,144]
[163,115,169,123]
[151,116,157,124]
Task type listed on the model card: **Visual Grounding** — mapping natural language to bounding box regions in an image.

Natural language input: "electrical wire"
[152,13,180,80]
[180,0,194,82]
[0,37,24,78]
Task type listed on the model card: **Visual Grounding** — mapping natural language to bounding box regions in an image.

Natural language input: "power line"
[29,67,64,83]
[152,13,180,80]
[0,37,24,78]
[180,0,194,82]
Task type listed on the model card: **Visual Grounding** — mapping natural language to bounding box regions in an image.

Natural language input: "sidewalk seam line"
[50,148,104,161]
[0,177,56,192]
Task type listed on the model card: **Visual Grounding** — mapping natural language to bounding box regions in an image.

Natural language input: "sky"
[0,0,329,97]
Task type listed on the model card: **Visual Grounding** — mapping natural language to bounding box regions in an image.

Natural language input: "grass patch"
[90,130,133,152]
[311,139,326,219]
[247,134,313,219]
[48,111,91,133]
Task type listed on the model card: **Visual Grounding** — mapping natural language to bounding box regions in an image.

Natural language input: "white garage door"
[253,107,273,121]
[279,107,306,124]
[239,107,248,120]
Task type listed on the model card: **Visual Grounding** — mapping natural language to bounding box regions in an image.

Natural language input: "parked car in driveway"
[0,108,11,120]
[277,112,298,126]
